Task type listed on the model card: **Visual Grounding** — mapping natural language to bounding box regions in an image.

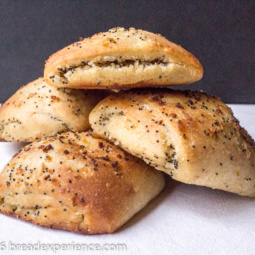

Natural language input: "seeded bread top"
[0,77,106,142]
[0,132,165,234]
[44,27,203,89]
[90,89,255,197]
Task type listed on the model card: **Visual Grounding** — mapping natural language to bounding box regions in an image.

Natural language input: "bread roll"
[0,77,106,142]
[44,27,203,89]
[0,132,165,234]
[90,89,255,197]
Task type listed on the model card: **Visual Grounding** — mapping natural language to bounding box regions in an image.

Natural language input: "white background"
[0,105,254,255]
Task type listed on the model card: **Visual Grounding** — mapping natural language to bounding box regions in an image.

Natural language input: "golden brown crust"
[90,89,255,197]
[44,27,203,89]
[0,77,107,142]
[0,132,165,234]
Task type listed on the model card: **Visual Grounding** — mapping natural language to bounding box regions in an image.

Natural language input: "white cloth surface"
[0,104,254,255]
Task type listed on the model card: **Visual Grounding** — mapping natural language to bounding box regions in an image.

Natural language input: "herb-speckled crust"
[0,77,107,142]
[44,27,203,89]
[0,132,165,234]
[90,89,255,197]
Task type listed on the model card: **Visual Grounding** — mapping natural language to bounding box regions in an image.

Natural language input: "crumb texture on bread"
[90,89,255,197]
[0,132,165,234]
[44,27,203,89]
[0,78,106,142]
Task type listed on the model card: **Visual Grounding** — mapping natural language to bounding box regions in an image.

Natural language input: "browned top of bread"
[0,77,107,142]
[0,132,165,234]
[44,27,203,89]
[90,89,255,197]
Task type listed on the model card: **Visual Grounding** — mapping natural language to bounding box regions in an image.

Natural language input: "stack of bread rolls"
[0,27,254,235]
